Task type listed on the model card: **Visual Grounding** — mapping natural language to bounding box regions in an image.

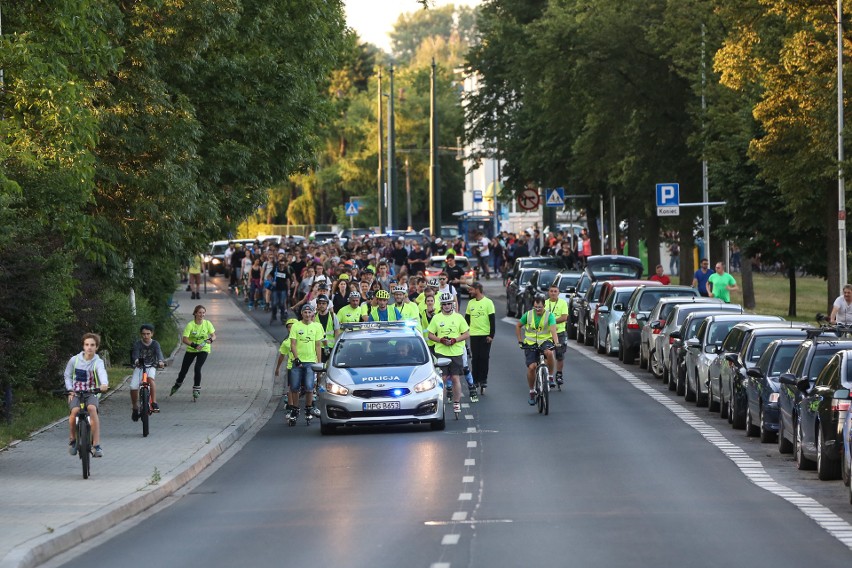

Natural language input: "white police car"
[313,322,449,434]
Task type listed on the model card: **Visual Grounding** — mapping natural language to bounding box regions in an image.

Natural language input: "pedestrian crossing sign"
[545,187,565,207]
[345,202,359,216]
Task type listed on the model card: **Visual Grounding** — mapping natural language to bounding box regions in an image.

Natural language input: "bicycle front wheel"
[543,375,550,415]
[536,364,547,414]
[140,387,150,438]
[78,418,91,479]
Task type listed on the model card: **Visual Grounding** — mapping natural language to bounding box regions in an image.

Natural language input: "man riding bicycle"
[515,294,560,406]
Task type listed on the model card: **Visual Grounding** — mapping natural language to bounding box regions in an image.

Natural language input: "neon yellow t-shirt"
[278,339,293,370]
[427,312,469,357]
[396,302,421,325]
[337,304,362,325]
[465,297,495,336]
[289,321,324,363]
[183,320,215,353]
[544,298,569,333]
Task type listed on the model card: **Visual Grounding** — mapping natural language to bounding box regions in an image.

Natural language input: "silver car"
[596,286,642,356]
[316,322,448,434]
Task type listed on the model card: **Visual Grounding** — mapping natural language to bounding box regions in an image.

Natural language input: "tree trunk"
[741,254,756,310]
[678,216,695,285]
[646,212,660,276]
[787,265,797,317]
[826,194,840,311]
[627,211,640,276]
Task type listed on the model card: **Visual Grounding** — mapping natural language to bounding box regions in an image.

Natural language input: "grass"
[0,316,180,449]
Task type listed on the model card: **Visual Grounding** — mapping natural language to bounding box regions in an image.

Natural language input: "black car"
[618,285,698,365]
[519,268,561,315]
[745,339,804,443]
[794,349,852,480]
[715,322,810,427]
[507,256,566,286]
[777,333,852,466]
[566,255,644,340]
[576,281,608,346]
[506,268,536,317]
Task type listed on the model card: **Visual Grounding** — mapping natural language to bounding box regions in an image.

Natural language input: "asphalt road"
[53,280,852,567]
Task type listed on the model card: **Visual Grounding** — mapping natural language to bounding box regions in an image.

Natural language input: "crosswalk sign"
[545,187,565,207]
[345,201,359,216]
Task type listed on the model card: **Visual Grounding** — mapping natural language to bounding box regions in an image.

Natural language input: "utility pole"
[377,69,383,232]
[405,158,412,230]
[701,24,711,261]
[387,64,396,231]
[430,59,442,235]
[838,0,848,288]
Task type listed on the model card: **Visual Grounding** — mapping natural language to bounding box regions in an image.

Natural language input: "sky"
[343,0,481,53]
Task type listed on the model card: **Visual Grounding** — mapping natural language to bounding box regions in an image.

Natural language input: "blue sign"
[655,183,679,207]
[545,187,565,207]
[345,201,359,216]
[473,190,483,203]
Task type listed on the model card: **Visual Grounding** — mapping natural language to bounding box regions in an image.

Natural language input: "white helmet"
[439,292,454,304]
[392,285,407,294]
[427,277,440,288]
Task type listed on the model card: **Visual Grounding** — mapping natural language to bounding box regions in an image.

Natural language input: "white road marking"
[567,342,852,551]
[441,534,460,545]
[458,493,473,501]
[464,458,475,466]
[462,476,475,483]
[452,511,468,521]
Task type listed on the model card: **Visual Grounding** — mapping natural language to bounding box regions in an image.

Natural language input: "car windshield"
[767,345,798,377]
[558,275,580,291]
[333,337,428,367]
[538,271,559,290]
[686,316,712,339]
[211,244,228,254]
[521,257,563,270]
[518,271,534,285]
[429,258,470,269]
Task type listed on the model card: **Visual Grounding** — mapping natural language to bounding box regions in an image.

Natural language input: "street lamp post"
[387,64,396,232]
[838,0,848,289]
[377,69,383,231]
[430,59,442,235]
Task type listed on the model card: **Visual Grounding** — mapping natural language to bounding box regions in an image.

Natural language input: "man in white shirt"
[831,284,852,325]
[476,232,491,279]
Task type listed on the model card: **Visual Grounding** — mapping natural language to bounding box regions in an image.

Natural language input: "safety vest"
[421,310,437,346]
[523,309,552,344]
[369,306,401,322]
[396,302,421,326]
[316,311,338,346]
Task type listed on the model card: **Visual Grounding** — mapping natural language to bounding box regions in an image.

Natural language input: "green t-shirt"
[708,272,737,303]
[337,304,362,325]
[289,321,324,363]
[465,297,495,336]
[519,310,556,344]
[183,320,215,353]
[427,312,469,357]
[544,298,569,333]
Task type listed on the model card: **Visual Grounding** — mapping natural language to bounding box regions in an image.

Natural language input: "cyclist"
[365,289,402,321]
[287,304,324,422]
[337,291,364,324]
[427,292,471,416]
[545,283,569,386]
[130,324,165,422]
[515,294,559,405]
[830,284,852,325]
[170,305,216,400]
[64,333,109,457]
[392,284,421,324]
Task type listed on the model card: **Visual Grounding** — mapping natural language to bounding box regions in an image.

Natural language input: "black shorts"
[442,355,465,376]
[524,341,554,366]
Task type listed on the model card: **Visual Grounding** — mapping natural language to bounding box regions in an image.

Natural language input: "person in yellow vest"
[420,294,438,354]
[515,294,559,406]
[365,289,402,322]
[392,284,421,325]
[337,291,363,325]
[545,283,570,386]
[314,294,340,363]
[287,304,324,423]
[427,292,471,416]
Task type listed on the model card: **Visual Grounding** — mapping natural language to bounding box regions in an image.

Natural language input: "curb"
[0,294,276,568]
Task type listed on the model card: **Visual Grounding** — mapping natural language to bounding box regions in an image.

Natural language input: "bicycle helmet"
[533,293,546,304]
[427,277,440,288]
[285,318,298,326]
[392,285,407,295]
[376,289,390,300]
[348,291,361,299]
[439,292,454,304]
[315,294,329,303]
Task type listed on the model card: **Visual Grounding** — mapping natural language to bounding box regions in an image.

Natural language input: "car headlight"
[414,375,439,393]
[211,258,221,265]
[325,377,350,396]
[203,255,212,263]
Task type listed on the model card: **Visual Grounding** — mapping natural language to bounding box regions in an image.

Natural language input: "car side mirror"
[637,314,648,322]
[704,344,718,354]
[566,287,576,294]
[746,368,763,379]
[310,363,325,373]
[778,373,797,386]
[613,303,624,311]
[598,306,610,314]
[650,321,663,330]
[670,330,681,339]
[724,353,738,364]
[835,388,851,400]
[435,357,451,368]
[796,378,810,393]
[686,338,700,348]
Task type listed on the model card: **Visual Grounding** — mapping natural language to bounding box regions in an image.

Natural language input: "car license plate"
[363,401,400,411]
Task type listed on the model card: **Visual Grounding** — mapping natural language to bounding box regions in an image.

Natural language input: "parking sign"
[655,183,679,216]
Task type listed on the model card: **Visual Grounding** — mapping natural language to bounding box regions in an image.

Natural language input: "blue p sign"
[656,183,679,207]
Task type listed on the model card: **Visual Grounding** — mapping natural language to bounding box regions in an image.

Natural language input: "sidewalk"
[0,285,278,568]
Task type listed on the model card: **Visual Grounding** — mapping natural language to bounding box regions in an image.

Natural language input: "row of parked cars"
[506,255,852,504]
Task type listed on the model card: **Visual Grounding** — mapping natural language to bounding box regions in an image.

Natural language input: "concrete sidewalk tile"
[0,286,277,568]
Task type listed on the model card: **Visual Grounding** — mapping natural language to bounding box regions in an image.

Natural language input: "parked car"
[684,314,783,406]
[657,302,734,388]
[339,228,374,243]
[834,387,852,495]
[567,255,644,340]
[552,271,583,306]
[670,311,729,397]
[507,256,567,285]
[595,284,660,356]
[618,285,699,365]
[576,281,608,346]
[776,333,852,464]
[745,339,806,443]
[519,269,562,314]
[643,297,723,380]
[506,268,537,317]
[716,322,811,428]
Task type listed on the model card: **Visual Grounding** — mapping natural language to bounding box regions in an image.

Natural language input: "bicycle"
[134,360,161,437]
[522,343,556,415]
[69,388,100,479]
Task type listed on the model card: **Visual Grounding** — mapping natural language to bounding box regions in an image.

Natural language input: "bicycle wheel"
[543,373,550,416]
[78,418,91,479]
[140,387,150,438]
[536,364,547,414]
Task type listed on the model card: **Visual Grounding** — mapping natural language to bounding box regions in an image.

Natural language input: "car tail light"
[464,270,474,278]
[627,312,639,330]
[669,336,676,345]
[769,393,780,403]
[831,399,851,412]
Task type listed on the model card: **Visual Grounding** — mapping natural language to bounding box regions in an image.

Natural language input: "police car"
[313,322,449,434]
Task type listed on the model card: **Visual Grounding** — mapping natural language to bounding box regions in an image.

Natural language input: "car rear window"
[749,333,806,361]
[638,290,694,312]
[558,276,580,291]
[768,345,798,377]
[615,290,633,304]
[519,271,534,285]
[429,258,470,269]
[333,337,428,367]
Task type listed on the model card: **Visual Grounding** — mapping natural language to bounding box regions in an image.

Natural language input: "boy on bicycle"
[130,323,166,422]
[64,333,109,457]
[515,295,560,406]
